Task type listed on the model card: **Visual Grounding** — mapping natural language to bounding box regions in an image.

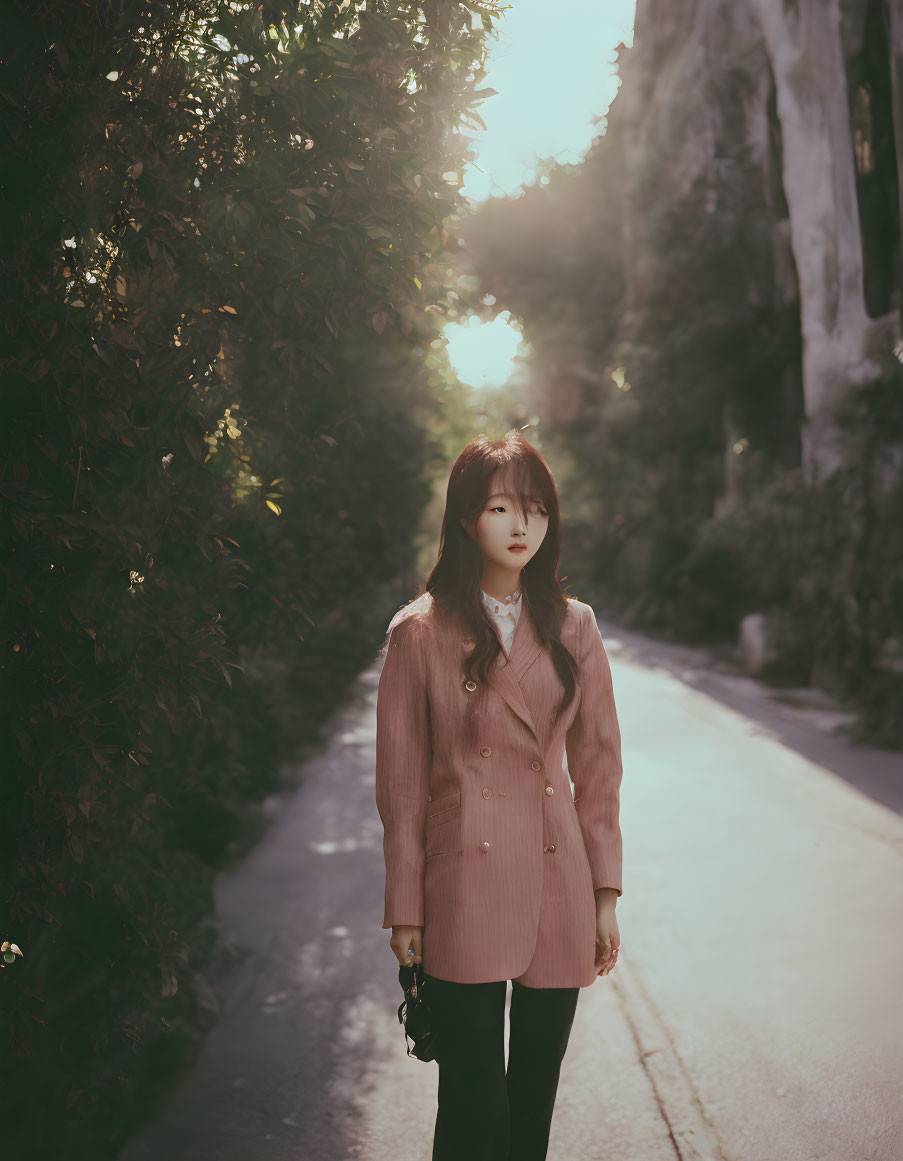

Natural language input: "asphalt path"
[118,619,903,1161]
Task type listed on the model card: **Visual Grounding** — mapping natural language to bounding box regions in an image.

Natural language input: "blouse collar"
[480,588,522,619]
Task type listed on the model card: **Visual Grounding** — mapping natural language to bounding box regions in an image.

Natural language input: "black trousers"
[424,972,580,1161]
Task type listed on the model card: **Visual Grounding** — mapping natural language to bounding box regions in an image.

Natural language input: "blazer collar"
[485,597,546,743]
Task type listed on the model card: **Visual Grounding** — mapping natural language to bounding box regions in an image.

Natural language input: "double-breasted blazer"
[374,591,623,988]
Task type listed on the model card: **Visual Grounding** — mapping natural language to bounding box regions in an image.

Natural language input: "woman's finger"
[594,933,619,975]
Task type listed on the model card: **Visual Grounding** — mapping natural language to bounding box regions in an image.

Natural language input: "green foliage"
[0,0,501,1154]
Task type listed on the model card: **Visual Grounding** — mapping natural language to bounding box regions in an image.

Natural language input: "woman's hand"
[390,924,423,965]
[593,890,620,977]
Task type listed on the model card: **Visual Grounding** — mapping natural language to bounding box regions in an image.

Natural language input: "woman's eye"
[489,504,547,516]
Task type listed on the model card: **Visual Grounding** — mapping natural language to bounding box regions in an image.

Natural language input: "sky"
[460,0,636,203]
[444,0,636,390]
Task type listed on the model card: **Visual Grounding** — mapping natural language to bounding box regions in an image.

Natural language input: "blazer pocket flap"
[426,789,460,826]
[425,808,463,857]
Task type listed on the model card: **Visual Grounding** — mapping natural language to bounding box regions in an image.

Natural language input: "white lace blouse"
[480,587,522,657]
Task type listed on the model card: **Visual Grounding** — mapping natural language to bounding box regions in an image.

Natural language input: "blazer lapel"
[486,600,545,743]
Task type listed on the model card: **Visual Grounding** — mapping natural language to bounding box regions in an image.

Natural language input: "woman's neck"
[481,567,523,604]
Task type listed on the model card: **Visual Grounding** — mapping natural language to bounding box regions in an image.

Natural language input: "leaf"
[462,109,488,133]
[265,499,282,515]
[25,359,51,382]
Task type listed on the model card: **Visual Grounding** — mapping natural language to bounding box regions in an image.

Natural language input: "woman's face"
[468,479,550,573]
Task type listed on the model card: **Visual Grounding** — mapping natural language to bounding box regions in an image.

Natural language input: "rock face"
[615,0,901,481]
[462,0,903,728]
[751,0,892,478]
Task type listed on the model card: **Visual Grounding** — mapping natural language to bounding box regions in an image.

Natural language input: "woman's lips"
[508,545,527,552]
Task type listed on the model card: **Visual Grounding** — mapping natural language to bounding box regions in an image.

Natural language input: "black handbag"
[397,962,441,1061]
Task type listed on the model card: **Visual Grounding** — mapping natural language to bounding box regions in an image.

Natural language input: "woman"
[375,431,623,1161]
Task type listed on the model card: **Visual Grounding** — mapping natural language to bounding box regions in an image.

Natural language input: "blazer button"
[480,746,492,757]
[531,759,543,771]
[464,680,478,691]
[544,843,556,853]
[545,785,554,796]
[482,786,492,799]
[480,840,490,851]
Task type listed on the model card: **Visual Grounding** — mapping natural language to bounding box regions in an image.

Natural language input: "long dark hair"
[422,430,580,725]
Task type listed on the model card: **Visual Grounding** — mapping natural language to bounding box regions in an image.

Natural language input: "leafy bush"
[0,0,501,1155]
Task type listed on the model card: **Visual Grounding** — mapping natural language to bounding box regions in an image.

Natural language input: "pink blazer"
[374,592,623,988]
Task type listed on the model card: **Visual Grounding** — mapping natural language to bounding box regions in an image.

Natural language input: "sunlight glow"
[463,0,636,202]
[444,313,527,389]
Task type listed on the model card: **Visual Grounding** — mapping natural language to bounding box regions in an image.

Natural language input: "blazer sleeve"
[565,604,624,896]
[374,615,431,929]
